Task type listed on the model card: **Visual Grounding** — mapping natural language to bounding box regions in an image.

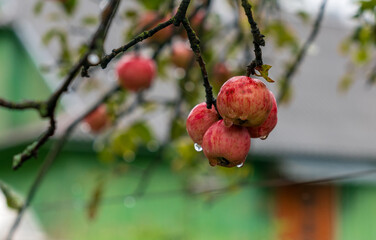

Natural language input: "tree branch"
[277,0,328,103]
[182,17,215,110]
[101,0,192,69]
[5,85,121,240]
[241,0,265,76]
[10,0,121,170]
[0,99,42,111]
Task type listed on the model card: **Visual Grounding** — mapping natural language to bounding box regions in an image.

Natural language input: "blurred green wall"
[0,28,50,131]
[0,143,275,240]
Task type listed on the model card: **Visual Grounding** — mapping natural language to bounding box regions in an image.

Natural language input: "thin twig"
[0,99,41,111]
[101,0,192,68]
[277,0,328,103]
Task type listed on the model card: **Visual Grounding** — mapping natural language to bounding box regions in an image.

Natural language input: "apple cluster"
[186,76,278,168]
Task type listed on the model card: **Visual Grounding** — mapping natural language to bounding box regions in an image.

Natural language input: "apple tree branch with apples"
[0,0,343,238]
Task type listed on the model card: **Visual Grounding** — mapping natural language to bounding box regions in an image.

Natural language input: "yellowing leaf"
[255,65,275,83]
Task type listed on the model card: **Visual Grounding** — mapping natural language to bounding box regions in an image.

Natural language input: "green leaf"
[296,10,310,23]
[254,65,274,83]
[338,74,354,92]
[278,78,293,104]
[60,0,77,15]
[87,180,105,220]
[81,16,98,25]
[0,182,23,211]
[353,47,369,63]
[34,1,44,15]
[98,147,116,164]
[339,39,351,55]
[123,9,138,19]
[263,21,299,51]
[170,118,186,141]
[128,122,153,143]
[138,0,166,10]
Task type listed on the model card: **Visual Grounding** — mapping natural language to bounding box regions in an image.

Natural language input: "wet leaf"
[87,180,105,220]
[60,0,77,15]
[81,16,98,25]
[255,65,274,83]
[170,118,186,141]
[34,1,44,15]
[138,0,166,10]
[0,182,23,211]
[296,10,310,23]
[338,74,354,92]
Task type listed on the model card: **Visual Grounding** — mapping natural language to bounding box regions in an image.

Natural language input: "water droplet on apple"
[123,196,136,208]
[260,135,268,140]
[236,163,244,168]
[194,143,202,152]
[88,53,100,65]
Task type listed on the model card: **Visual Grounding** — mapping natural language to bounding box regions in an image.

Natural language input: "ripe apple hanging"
[115,54,156,91]
[216,76,273,127]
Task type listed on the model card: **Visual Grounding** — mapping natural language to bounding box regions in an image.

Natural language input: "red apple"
[212,62,232,92]
[247,91,278,138]
[84,105,111,133]
[216,76,272,127]
[202,120,250,167]
[186,102,219,145]
[116,54,156,91]
[171,41,194,69]
[138,11,173,44]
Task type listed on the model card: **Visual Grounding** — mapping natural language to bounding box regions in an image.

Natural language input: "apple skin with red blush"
[84,105,111,133]
[171,41,194,69]
[202,120,250,168]
[247,91,278,138]
[115,54,156,91]
[216,76,272,127]
[186,102,219,145]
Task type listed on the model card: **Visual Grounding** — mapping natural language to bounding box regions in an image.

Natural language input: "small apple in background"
[180,9,207,38]
[116,54,156,91]
[212,62,232,92]
[247,91,278,139]
[202,120,250,168]
[138,11,173,44]
[216,76,272,127]
[186,102,219,145]
[84,105,111,133]
[171,41,194,69]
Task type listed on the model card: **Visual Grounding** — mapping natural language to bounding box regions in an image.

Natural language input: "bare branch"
[0,99,41,111]
[5,85,121,240]
[182,17,216,110]
[241,0,265,76]
[101,0,192,68]
[11,0,121,170]
[277,0,328,103]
